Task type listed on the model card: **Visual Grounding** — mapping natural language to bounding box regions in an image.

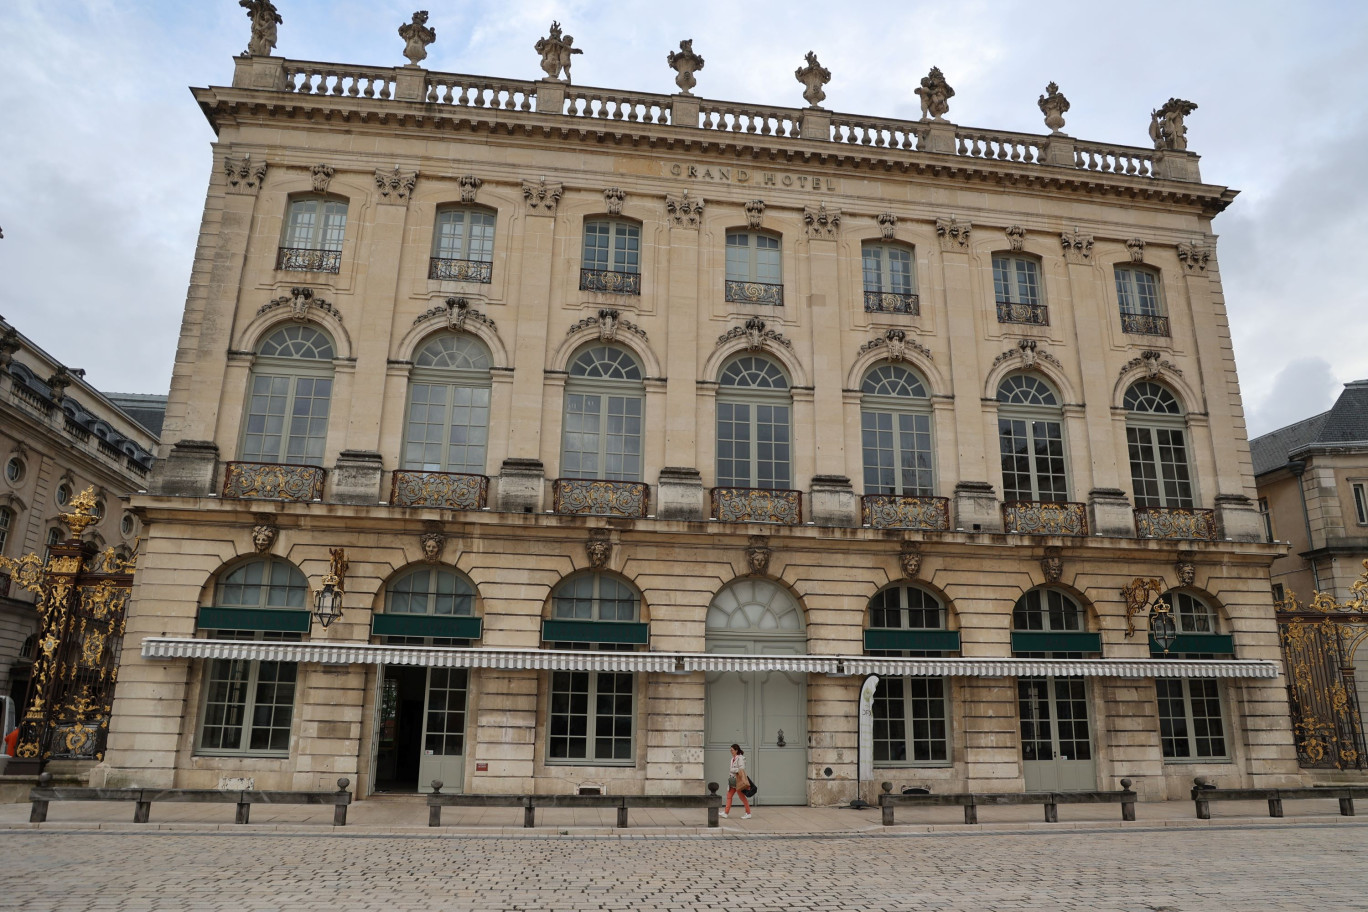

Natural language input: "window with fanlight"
[716,355,792,490]
[240,325,335,466]
[860,364,934,496]
[561,345,645,482]
[401,334,492,475]
[866,584,953,766]
[996,374,1068,502]
[1124,381,1194,509]
[1154,591,1229,761]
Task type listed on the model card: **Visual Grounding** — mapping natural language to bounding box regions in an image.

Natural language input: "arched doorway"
[704,579,808,805]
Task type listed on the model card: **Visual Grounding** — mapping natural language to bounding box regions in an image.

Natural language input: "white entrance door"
[1019,675,1096,791]
[704,580,808,805]
[418,667,468,793]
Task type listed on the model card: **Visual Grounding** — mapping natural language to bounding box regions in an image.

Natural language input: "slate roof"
[1251,381,1368,476]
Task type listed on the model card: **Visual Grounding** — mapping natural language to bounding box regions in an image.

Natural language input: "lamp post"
[312,547,347,629]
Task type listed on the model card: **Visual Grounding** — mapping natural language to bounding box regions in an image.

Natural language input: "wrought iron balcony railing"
[711,486,802,524]
[861,494,950,530]
[391,469,489,510]
[863,290,920,315]
[276,246,342,273]
[1002,500,1088,536]
[222,461,326,503]
[996,300,1049,326]
[1120,311,1170,336]
[428,257,493,282]
[579,268,641,295]
[553,478,649,517]
[1134,507,1217,541]
[725,280,784,306]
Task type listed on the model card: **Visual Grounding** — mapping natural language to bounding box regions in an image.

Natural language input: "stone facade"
[98,28,1298,803]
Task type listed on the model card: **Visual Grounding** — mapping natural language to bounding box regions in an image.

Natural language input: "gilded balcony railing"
[861,495,950,531]
[1002,500,1088,536]
[1120,312,1170,336]
[391,470,489,510]
[579,268,642,295]
[428,257,493,282]
[712,487,802,525]
[222,462,326,503]
[1134,507,1217,541]
[276,247,342,273]
[863,291,920,315]
[553,478,649,518]
[996,301,1049,326]
[725,280,784,306]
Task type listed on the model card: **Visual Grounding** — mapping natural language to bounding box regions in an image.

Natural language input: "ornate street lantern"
[1149,597,1179,654]
[312,548,347,629]
[1122,577,1179,653]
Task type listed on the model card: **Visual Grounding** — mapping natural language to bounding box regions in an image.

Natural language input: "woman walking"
[721,743,752,818]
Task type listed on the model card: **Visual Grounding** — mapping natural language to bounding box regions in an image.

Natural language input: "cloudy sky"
[2,0,1365,437]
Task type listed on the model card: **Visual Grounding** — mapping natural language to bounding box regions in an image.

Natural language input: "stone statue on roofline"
[1038,82,1069,134]
[795,51,831,108]
[667,39,705,95]
[535,21,583,82]
[1149,98,1198,151]
[399,11,436,66]
[240,0,281,57]
[915,66,954,122]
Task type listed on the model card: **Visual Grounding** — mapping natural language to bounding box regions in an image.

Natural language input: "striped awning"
[139,637,1279,679]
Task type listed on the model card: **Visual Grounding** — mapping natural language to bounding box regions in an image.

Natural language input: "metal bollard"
[523,801,535,829]
[1267,796,1283,818]
[1340,797,1355,817]
[333,778,350,827]
[30,773,51,823]
[880,783,894,826]
[616,804,629,829]
[963,797,978,825]
[134,799,152,824]
[1043,798,1058,823]
[235,800,251,825]
[429,781,443,828]
[1120,779,1136,822]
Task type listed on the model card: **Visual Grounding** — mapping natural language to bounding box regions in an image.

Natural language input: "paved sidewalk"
[1,792,1363,837]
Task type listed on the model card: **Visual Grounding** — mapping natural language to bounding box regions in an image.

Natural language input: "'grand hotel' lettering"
[668,163,837,192]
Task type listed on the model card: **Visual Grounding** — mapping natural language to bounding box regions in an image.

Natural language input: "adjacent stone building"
[0,318,161,718]
[98,12,1300,803]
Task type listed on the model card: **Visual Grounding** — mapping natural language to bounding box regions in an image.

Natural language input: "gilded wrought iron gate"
[0,489,135,770]
[1276,564,1368,771]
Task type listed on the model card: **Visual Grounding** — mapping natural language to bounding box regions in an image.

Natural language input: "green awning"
[542,619,650,645]
[863,629,961,652]
[1010,631,1102,654]
[196,606,311,633]
[372,614,482,640]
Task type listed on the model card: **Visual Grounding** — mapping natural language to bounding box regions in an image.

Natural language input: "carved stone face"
[746,537,771,575]
[251,524,277,554]
[420,532,443,562]
[1041,555,1063,583]
[586,534,612,569]
[900,547,922,580]
[1176,560,1196,588]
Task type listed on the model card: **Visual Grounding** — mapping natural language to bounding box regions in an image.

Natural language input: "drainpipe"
[1288,460,1322,592]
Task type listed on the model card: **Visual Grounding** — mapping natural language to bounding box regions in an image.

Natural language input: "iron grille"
[579,268,642,295]
[996,300,1049,325]
[1120,312,1170,336]
[863,291,920,315]
[725,280,784,306]
[428,257,493,282]
[276,247,342,273]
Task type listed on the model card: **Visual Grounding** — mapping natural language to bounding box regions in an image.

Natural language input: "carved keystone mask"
[586,530,612,569]
[899,543,922,580]
[746,535,771,575]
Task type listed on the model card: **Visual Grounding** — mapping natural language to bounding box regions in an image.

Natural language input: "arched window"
[861,242,918,313]
[402,334,492,475]
[1012,588,1096,787]
[197,557,308,757]
[1124,381,1193,509]
[1155,591,1229,760]
[386,567,476,616]
[561,345,645,482]
[581,219,642,294]
[278,195,347,273]
[429,206,496,282]
[545,572,642,764]
[724,231,783,305]
[716,355,791,489]
[1115,265,1168,336]
[992,254,1046,325]
[861,364,933,496]
[997,374,1068,502]
[866,584,953,766]
[241,325,335,466]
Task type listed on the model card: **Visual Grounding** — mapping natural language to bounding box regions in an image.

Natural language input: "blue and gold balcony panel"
[711,487,802,525]
[995,300,1049,326]
[1134,507,1217,541]
[579,268,641,295]
[276,246,342,273]
[1120,311,1170,337]
[724,280,784,306]
[222,461,326,503]
[863,291,920,315]
[861,494,950,530]
[197,606,311,633]
[428,257,493,282]
[1010,631,1102,655]
[372,614,482,640]
[864,629,961,652]
[1002,500,1088,536]
[552,478,649,518]
[391,469,488,510]
[1149,633,1234,656]
[541,619,650,646]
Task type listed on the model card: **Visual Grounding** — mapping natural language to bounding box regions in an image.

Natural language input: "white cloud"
[1246,356,1341,437]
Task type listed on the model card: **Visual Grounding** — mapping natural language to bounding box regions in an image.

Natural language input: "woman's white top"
[729,754,746,774]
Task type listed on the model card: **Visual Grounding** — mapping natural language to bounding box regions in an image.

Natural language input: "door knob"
[776,729,786,748]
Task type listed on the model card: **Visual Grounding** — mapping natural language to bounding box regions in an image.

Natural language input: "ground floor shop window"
[196,655,297,756]
[872,677,949,764]
[1157,678,1227,760]
[548,670,634,763]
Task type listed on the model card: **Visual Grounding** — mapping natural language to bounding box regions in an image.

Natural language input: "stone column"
[665,191,701,471]
[936,221,993,519]
[803,215,845,479]
[503,186,562,461]
[1062,237,1123,497]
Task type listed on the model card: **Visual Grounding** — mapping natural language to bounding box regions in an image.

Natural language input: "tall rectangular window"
[197,654,297,756]
[1115,267,1162,315]
[1353,482,1368,525]
[873,678,948,764]
[0,507,11,556]
[561,393,643,481]
[999,417,1068,502]
[279,197,347,272]
[241,373,333,467]
[548,670,634,763]
[1258,496,1274,541]
[582,221,641,274]
[1127,425,1194,508]
[724,232,783,305]
[1157,678,1227,760]
[992,256,1040,305]
[403,383,490,474]
[861,411,933,495]
[716,401,792,489]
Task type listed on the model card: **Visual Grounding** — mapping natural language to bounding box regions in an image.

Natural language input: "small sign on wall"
[476,763,488,772]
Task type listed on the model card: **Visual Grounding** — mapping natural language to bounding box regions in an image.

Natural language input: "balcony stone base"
[1215,493,1264,542]
[953,481,1001,532]
[1087,488,1134,537]
[656,466,704,521]
[152,440,219,496]
[498,459,545,514]
[331,450,384,505]
[809,475,857,527]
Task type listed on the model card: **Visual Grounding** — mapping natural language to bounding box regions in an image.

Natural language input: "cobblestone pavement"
[4,824,1367,911]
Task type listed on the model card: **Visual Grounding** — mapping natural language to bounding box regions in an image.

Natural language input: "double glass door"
[1018,676,1096,791]
[375,666,468,794]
